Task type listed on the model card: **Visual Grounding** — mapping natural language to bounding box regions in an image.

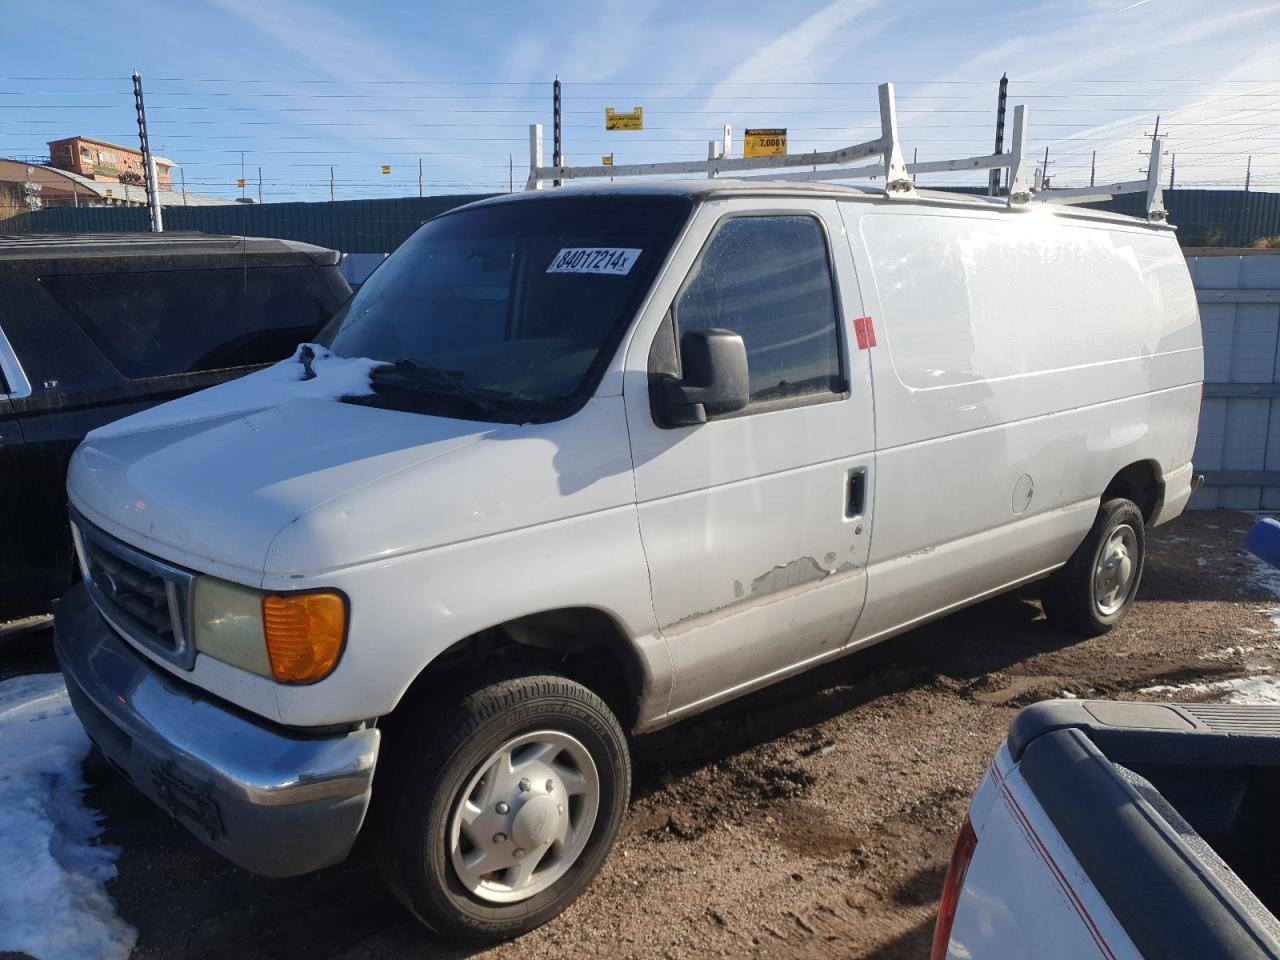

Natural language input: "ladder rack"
[1033,137,1166,221]
[526,81,1168,222]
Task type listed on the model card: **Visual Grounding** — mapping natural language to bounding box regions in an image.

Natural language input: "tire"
[1041,497,1146,637]
[375,673,630,944]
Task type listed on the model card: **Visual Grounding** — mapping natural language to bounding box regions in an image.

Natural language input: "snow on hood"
[87,343,388,442]
[0,674,136,960]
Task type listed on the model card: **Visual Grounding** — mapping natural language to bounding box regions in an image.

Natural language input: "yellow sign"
[744,128,787,158]
[605,106,643,131]
[236,178,246,188]
[104,188,113,197]
[381,165,392,175]
[602,155,613,166]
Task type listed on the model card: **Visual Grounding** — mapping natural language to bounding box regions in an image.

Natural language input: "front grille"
[71,511,197,669]
[85,542,177,645]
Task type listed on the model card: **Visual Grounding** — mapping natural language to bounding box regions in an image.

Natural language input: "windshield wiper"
[369,358,500,416]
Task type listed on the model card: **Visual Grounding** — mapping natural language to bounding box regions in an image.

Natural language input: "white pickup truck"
[934,698,1280,960]
[53,159,1201,941]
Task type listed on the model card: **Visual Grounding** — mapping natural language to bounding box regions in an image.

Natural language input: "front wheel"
[1041,497,1146,636]
[375,674,630,944]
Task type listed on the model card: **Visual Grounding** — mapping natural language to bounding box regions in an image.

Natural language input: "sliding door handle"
[847,468,867,518]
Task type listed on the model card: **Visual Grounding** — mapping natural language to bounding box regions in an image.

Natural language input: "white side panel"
[855,209,1201,451]
[948,768,1141,960]
[853,385,1201,642]
[839,203,1202,638]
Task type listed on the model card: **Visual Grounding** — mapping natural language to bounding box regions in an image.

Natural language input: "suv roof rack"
[526,82,1167,223]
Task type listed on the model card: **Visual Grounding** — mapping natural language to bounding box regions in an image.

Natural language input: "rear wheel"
[375,673,630,944]
[1041,497,1146,636]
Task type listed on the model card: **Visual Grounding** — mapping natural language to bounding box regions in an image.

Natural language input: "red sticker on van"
[853,316,877,350]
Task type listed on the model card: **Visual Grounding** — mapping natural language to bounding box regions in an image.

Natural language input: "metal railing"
[525,81,1167,223]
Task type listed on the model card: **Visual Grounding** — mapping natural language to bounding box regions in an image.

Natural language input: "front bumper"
[54,582,380,877]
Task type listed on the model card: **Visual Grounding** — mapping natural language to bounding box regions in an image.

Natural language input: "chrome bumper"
[55,582,380,877]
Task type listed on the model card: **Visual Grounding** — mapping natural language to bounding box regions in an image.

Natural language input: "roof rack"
[1033,137,1166,221]
[526,82,1167,223]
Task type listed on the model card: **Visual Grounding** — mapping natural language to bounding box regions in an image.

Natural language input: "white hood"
[68,349,516,581]
[67,348,635,585]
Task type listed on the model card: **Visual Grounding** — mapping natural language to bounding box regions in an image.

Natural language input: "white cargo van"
[54,146,1202,940]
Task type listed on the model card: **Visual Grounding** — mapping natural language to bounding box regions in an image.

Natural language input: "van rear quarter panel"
[842,203,1201,641]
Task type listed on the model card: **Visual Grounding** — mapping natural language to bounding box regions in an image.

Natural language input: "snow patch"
[1140,675,1280,705]
[1220,675,1280,705]
[86,344,388,442]
[0,674,135,960]
[1245,551,1280,603]
[1139,681,1214,696]
[1200,644,1260,662]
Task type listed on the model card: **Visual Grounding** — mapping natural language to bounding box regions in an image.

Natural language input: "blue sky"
[5,0,1280,200]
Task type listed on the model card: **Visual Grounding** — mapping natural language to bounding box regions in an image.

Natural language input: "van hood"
[68,349,636,584]
[69,395,516,582]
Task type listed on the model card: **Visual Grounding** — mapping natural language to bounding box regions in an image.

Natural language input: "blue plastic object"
[1243,517,1280,571]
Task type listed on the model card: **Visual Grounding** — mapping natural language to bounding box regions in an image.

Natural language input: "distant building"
[46,136,175,190]
[0,159,231,210]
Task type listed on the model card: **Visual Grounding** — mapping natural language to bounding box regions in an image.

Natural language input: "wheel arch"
[1102,459,1163,524]
[384,606,656,735]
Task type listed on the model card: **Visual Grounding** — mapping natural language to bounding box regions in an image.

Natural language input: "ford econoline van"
[54,179,1202,942]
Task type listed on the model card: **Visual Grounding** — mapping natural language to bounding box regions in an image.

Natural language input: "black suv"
[0,233,352,618]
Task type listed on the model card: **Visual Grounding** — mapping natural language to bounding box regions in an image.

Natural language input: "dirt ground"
[6,509,1280,960]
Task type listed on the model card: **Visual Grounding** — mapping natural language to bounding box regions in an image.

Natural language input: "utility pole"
[258,166,263,205]
[418,158,423,197]
[132,71,163,233]
[1041,145,1051,189]
[553,75,563,188]
[911,146,917,183]
[989,73,1008,196]
[1169,153,1176,190]
[181,168,188,206]
[329,166,335,202]
[508,154,513,193]
[1246,155,1253,192]
[1090,151,1096,187]
[240,152,245,201]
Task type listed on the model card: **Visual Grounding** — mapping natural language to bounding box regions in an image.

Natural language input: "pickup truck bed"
[940,699,1280,959]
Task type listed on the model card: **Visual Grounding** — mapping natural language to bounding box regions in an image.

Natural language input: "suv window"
[41,266,344,379]
[674,215,843,406]
[243,266,351,365]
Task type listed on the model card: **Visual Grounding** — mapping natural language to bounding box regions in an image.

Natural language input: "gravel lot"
[5,509,1280,960]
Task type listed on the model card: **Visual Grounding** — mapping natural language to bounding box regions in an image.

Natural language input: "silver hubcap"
[1094,524,1138,616]
[448,730,600,904]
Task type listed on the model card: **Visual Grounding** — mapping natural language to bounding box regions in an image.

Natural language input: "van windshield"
[318,194,692,423]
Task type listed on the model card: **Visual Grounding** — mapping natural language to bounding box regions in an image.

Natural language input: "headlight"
[193,577,347,684]
[192,576,272,677]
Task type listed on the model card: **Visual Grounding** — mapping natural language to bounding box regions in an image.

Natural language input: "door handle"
[846,468,867,518]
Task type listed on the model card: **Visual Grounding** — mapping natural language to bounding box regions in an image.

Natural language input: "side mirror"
[655,328,749,427]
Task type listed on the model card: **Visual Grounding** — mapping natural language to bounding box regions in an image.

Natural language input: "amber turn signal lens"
[262,592,346,684]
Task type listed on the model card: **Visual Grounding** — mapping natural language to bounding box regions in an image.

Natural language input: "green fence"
[3,188,1278,253]
[1,194,495,253]
[1087,189,1280,247]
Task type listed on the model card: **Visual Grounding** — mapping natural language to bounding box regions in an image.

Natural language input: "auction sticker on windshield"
[547,248,642,276]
